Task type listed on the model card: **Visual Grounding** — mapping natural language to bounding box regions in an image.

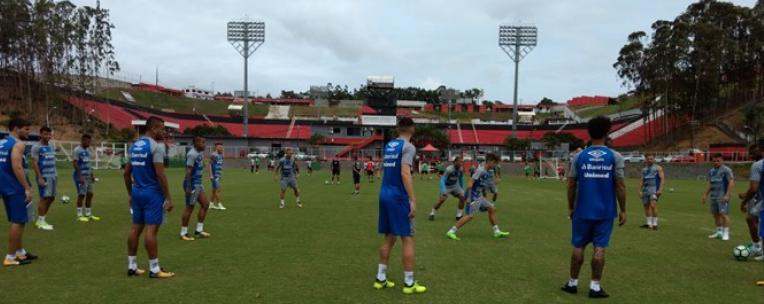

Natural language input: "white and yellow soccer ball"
[324,180,329,185]
[61,195,71,204]
[733,245,750,261]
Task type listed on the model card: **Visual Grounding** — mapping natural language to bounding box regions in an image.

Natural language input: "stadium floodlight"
[227,19,265,138]
[499,24,537,138]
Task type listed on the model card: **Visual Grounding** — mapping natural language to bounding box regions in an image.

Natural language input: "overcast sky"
[72,0,757,104]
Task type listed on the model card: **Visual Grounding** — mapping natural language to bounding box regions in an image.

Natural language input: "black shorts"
[366,170,374,176]
[332,168,340,175]
[353,173,361,184]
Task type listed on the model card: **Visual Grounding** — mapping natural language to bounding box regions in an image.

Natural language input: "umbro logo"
[0,139,6,145]
[388,142,400,148]
[587,150,606,158]
[134,140,146,147]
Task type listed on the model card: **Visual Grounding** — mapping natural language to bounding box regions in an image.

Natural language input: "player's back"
[380,138,414,201]
[0,136,23,195]
[186,148,204,185]
[572,146,623,220]
[129,136,162,191]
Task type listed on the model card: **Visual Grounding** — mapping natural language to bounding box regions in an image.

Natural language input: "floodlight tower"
[499,24,537,138]
[227,19,265,138]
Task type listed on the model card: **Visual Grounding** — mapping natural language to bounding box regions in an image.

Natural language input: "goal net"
[538,157,560,179]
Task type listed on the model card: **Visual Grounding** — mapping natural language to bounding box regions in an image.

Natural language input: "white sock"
[590,280,601,292]
[723,227,730,235]
[646,217,651,225]
[196,223,204,233]
[280,199,285,205]
[38,215,46,222]
[77,208,83,216]
[653,217,658,226]
[5,254,15,261]
[448,226,458,233]
[716,227,722,233]
[430,209,436,215]
[296,197,301,203]
[180,226,188,236]
[492,225,500,233]
[16,248,26,256]
[128,256,138,270]
[149,258,160,273]
[456,209,463,217]
[568,278,578,287]
[404,271,414,286]
[85,208,92,216]
[754,241,763,251]
[376,264,387,281]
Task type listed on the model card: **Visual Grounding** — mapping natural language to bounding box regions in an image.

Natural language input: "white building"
[184,86,214,100]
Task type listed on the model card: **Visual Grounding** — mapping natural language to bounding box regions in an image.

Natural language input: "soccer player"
[330,158,340,184]
[494,161,502,181]
[249,156,255,174]
[524,162,532,180]
[445,153,510,240]
[702,153,734,241]
[72,134,99,222]
[557,162,565,181]
[124,116,175,278]
[352,157,363,194]
[30,126,57,231]
[1,118,37,266]
[740,140,764,287]
[180,136,212,241]
[366,158,376,183]
[209,143,226,210]
[373,118,426,294]
[561,116,627,299]
[268,158,275,171]
[255,156,261,173]
[639,154,664,230]
[306,159,313,176]
[274,148,301,208]
[419,161,429,180]
[429,156,466,221]
[482,162,499,203]
[740,143,763,259]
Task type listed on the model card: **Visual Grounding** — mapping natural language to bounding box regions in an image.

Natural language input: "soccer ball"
[61,195,71,204]
[733,245,750,261]
[324,180,329,185]
[669,188,675,193]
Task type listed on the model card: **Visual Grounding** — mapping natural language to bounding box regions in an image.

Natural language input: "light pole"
[227,19,265,138]
[499,24,537,138]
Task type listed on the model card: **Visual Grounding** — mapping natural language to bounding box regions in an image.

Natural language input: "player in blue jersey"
[739,141,764,286]
[739,143,763,259]
[30,126,57,231]
[208,143,226,210]
[1,118,38,267]
[428,156,466,221]
[702,153,735,241]
[445,153,510,240]
[561,116,627,299]
[274,148,301,208]
[123,116,175,278]
[72,134,99,222]
[639,153,664,230]
[373,118,426,295]
[180,136,212,240]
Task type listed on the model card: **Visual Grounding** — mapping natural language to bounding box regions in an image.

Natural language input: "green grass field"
[0,168,762,303]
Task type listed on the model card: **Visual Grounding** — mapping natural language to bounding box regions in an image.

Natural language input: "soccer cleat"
[297,203,303,208]
[561,284,578,294]
[194,231,211,238]
[3,259,31,267]
[757,280,764,286]
[493,230,510,238]
[402,281,427,294]
[588,288,610,298]
[446,231,460,240]
[428,214,434,221]
[279,202,285,209]
[651,226,658,231]
[149,269,175,279]
[16,252,38,261]
[88,215,101,221]
[722,234,730,241]
[36,221,54,231]
[639,224,650,229]
[707,232,720,239]
[180,234,195,241]
[373,279,395,289]
[455,216,462,221]
[208,203,219,210]
[127,268,146,277]
[77,216,90,222]
[217,203,227,210]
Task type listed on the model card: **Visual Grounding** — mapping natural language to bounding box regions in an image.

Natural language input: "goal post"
[538,157,560,179]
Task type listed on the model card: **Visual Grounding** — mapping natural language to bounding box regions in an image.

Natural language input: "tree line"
[281,84,490,105]
[614,0,764,144]
[0,0,119,112]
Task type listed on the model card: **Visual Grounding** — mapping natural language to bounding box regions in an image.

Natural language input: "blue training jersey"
[210,152,223,178]
[73,145,92,178]
[129,136,165,191]
[570,146,625,220]
[470,165,490,201]
[185,148,204,187]
[0,136,24,195]
[278,157,297,178]
[708,165,734,199]
[641,164,661,193]
[380,138,416,202]
[31,142,57,178]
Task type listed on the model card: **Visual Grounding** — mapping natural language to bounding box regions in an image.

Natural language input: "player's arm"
[741,162,761,203]
[702,179,712,203]
[207,156,213,180]
[11,142,32,202]
[72,153,81,182]
[723,170,734,202]
[30,146,44,185]
[638,174,644,196]
[154,145,172,211]
[401,144,417,218]
[123,162,133,207]
[614,153,627,226]
[273,161,281,181]
[567,157,578,218]
[657,166,665,195]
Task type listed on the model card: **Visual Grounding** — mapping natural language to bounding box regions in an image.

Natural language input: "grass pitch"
[0,168,762,303]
